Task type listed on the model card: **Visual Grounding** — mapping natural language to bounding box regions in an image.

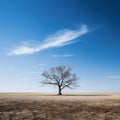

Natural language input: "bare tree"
[41,65,79,95]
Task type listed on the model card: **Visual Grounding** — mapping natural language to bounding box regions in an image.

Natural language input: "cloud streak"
[26,71,40,74]
[52,54,75,58]
[8,25,89,55]
[106,75,120,79]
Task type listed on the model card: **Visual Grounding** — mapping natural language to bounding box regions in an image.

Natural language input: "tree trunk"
[58,87,62,95]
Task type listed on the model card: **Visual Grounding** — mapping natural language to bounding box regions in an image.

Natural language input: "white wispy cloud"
[106,75,120,79]
[52,54,75,58]
[26,71,40,74]
[38,63,45,66]
[8,25,89,55]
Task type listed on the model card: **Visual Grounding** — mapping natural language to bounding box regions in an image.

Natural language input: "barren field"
[0,93,120,120]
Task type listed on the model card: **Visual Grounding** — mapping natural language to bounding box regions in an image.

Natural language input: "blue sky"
[0,0,120,92]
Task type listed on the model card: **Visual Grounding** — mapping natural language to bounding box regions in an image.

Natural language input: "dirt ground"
[0,92,120,120]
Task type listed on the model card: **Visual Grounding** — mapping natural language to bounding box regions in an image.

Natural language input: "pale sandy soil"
[0,92,120,120]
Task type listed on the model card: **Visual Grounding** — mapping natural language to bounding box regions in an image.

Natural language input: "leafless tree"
[41,65,79,95]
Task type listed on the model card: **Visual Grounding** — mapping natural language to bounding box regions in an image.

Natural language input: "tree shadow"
[62,94,111,96]
[28,94,111,96]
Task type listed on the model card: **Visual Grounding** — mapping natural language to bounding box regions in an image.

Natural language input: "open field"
[0,93,120,120]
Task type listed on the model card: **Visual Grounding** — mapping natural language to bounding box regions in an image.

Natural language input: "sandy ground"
[0,92,120,120]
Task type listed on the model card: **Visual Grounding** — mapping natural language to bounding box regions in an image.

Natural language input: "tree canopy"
[41,65,79,95]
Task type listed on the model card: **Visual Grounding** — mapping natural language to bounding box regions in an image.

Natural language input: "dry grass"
[0,93,120,120]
